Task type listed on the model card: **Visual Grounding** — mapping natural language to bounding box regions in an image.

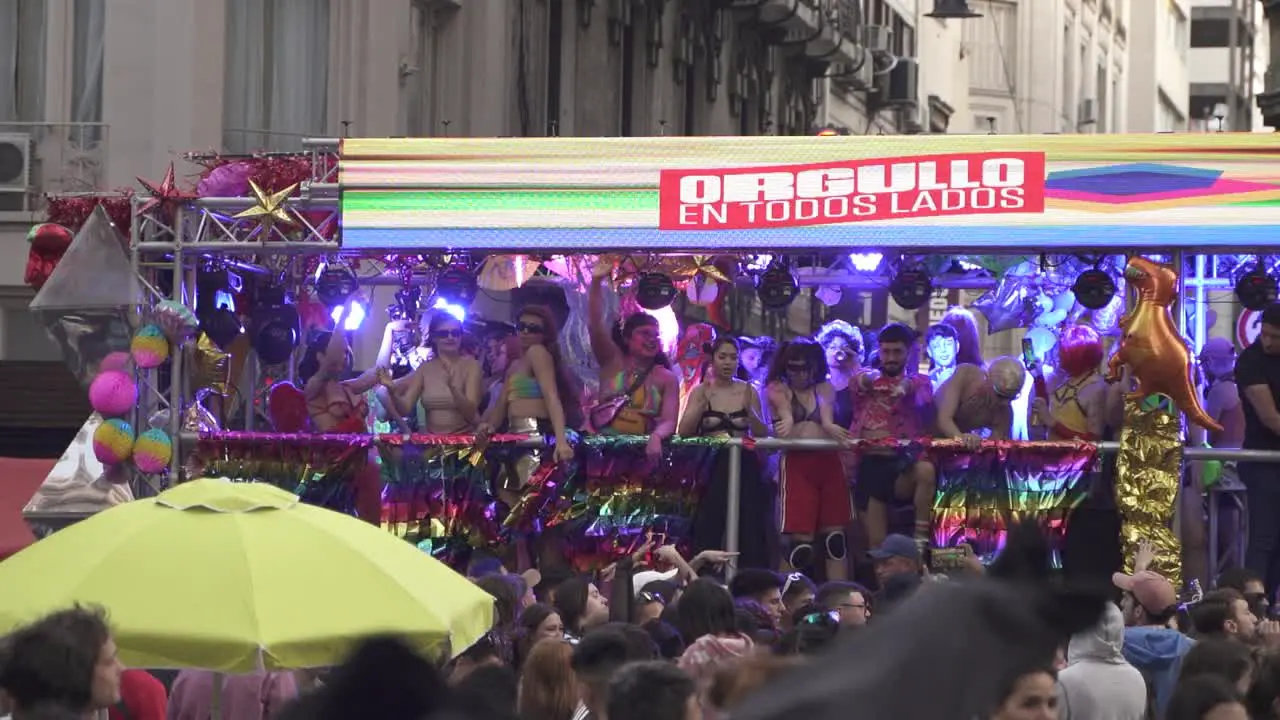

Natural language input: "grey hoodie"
[1058,603,1149,720]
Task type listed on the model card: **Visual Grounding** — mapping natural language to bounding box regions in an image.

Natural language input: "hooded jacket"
[1121,623,1195,718]
[1058,604,1147,720]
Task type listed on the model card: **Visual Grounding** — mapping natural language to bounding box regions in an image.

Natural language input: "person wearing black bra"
[678,337,772,570]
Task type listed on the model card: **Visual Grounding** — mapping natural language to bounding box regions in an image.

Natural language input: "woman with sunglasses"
[679,336,772,571]
[766,338,853,582]
[935,356,1027,450]
[381,312,483,434]
[587,261,680,464]
[477,306,581,504]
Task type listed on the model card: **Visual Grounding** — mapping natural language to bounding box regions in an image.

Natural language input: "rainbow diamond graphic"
[1044,163,1280,212]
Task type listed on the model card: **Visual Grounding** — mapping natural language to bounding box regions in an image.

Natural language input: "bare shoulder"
[524,344,553,362]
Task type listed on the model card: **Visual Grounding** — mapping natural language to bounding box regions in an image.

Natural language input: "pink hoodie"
[166,670,297,720]
[678,633,754,719]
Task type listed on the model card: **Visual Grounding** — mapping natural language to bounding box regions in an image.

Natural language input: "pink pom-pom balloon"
[100,351,133,374]
[89,370,138,417]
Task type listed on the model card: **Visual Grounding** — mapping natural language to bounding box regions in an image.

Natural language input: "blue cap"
[869,534,921,562]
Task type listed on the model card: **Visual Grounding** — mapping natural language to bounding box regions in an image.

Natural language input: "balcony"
[0,122,108,222]
[754,0,865,69]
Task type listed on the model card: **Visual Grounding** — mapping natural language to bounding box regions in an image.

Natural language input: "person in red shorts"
[766,338,853,581]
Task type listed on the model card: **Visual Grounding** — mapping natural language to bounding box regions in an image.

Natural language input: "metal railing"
[0,121,109,204]
[172,432,1280,578]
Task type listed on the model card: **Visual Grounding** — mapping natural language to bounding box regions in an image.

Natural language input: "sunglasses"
[517,322,546,335]
[786,363,811,373]
[433,329,463,339]
[638,591,665,605]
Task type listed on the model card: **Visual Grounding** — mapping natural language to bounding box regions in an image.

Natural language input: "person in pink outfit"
[166,670,297,720]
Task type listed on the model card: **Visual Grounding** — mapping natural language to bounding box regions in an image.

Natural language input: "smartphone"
[929,545,973,572]
[1021,337,1037,368]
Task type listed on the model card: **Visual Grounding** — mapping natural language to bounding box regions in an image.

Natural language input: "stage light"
[435,267,478,306]
[251,285,300,366]
[198,303,243,351]
[314,262,359,309]
[925,0,983,18]
[746,254,774,271]
[889,265,933,310]
[848,253,884,272]
[432,297,467,322]
[636,272,677,310]
[757,263,799,310]
[332,300,366,331]
[1235,267,1278,311]
[1072,268,1117,310]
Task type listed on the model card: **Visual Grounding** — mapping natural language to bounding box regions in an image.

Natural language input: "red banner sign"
[658,151,1047,230]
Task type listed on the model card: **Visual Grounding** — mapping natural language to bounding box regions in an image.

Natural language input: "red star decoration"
[136,163,196,217]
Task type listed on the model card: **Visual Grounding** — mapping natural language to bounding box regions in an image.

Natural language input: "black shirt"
[1235,342,1280,450]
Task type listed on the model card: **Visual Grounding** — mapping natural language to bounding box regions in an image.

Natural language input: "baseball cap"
[869,534,921,563]
[1113,570,1178,614]
[632,568,679,597]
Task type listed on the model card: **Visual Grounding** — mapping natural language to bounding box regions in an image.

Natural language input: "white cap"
[631,568,679,598]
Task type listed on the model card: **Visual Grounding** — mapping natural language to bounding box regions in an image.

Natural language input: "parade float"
[23,132,1280,583]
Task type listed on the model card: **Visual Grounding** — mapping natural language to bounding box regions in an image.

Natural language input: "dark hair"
[1166,674,1243,720]
[676,578,739,643]
[456,633,502,666]
[294,635,449,720]
[595,622,659,662]
[1190,589,1246,637]
[514,602,560,670]
[1246,651,1280,719]
[734,600,781,645]
[1262,302,1280,329]
[533,568,573,604]
[780,573,816,603]
[570,627,633,692]
[728,569,783,601]
[612,312,671,368]
[641,619,685,660]
[816,321,863,361]
[701,335,749,383]
[765,338,829,385]
[298,331,351,385]
[777,605,841,656]
[475,574,522,628]
[1217,567,1264,593]
[553,577,591,635]
[451,664,518,720]
[925,322,959,345]
[941,307,984,366]
[877,322,916,347]
[13,705,84,720]
[606,661,697,720]
[0,605,111,713]
[815,581,870,611]
[1178,637,1254,688]
[516,304,584,429]
[992,668,1058,716]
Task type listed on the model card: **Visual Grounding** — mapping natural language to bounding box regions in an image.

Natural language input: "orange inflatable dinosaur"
[1105,256,1223,433]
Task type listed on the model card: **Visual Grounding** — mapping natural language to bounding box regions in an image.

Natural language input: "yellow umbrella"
[0,479,493,672]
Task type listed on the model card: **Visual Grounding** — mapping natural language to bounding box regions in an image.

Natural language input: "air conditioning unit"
[1078,98,1097,126]
[0,132,33,212]
[886,58,919,105]
[864,25,893,54]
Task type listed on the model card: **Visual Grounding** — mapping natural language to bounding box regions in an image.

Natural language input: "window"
[71,0,104,144]
[1166,0,1188,52]
[1190,18,1229,48]
[1061,19,1074,125]
[891,14,916,57]
[223,0,331,153]
[1096,64,1107,132]
[0,0,46,123]
[964,1,1017,94]
[1111,75,1121,131]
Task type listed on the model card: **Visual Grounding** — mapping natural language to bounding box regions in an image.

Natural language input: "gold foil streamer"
[1117,397,1183,588]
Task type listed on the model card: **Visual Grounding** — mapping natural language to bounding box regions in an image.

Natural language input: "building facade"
[0,0,979,358]
[962,0,1138,134]
[1188,0,1268,131]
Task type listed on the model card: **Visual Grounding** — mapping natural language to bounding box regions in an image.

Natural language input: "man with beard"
[851,323,936,552]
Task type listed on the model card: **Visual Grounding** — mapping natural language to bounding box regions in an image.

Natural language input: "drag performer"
[936,357,1027,449]
[817,320,863,431]
[587,262,680,464]
[300,311,406,525]
[941,307,984,367]
[925,322,960,392]
[381,312,483,433]
[477,305,579,502]
[1030,325,1107,441]
[851,323,937,552]
[680,336,772,569]
[767,338,852,581]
